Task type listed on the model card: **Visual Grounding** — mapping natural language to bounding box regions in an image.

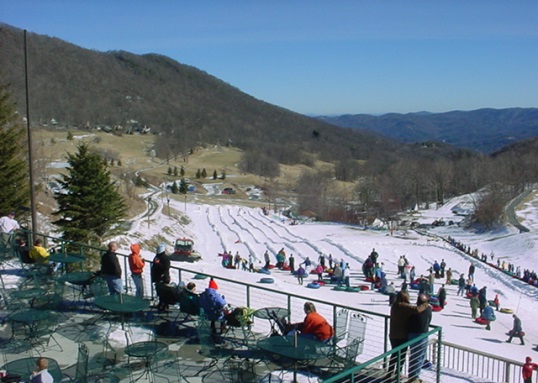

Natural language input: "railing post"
[504,360,510,383]
[436,328,442,383]
[246,285,250,308]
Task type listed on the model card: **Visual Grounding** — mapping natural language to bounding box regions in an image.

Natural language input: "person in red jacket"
[128,243,145,299]
[523,356,538,383]
[289,302,333,342]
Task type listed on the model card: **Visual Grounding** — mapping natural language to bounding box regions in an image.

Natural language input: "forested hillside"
[317,108,538,153]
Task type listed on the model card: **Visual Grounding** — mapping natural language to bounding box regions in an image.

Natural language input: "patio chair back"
[334,308,350,343]
[348,313,367,354]
[32,311,63,352]
[74,342,90,383]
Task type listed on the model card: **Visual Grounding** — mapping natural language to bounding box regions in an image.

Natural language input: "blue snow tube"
[307,283,321,289]
[194,274,208,280]
[258,268,271,275]
[260,277,274,284]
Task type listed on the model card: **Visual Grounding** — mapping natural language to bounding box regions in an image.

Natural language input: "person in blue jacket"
[199,280,228,334]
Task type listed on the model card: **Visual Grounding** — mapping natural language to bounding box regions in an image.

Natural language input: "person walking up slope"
[506,314,525,345]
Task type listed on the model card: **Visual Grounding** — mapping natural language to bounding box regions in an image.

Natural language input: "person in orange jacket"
[289,302,333,342]
[128,243,145,299]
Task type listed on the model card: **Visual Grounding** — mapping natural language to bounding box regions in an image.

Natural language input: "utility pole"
[24,30,38,235]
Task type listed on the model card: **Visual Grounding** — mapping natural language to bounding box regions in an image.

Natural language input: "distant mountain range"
[316,108,538,153]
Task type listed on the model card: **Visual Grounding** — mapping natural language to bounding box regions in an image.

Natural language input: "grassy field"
[32,128,320,218]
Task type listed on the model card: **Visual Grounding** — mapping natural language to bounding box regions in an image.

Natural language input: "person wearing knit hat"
[523,356,538,383]
[208,277,218,290]
[151,243,171,312]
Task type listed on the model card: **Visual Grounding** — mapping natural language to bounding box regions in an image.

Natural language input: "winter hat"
[208,277,218,290]
[156,243,166,254]
[526,356,532,363]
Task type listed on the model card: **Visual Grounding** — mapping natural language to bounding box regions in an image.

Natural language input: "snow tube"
[282,266,291,271]
[310,270,319,274]
[225,264,236,269]
[432,305,443,312]
[258,268,271,275]
[359,285,370,291]
[260,278,274,284]
[333,286,347,292]
[450,279,459,285]
[475,317,488,325]
[194,274,208,280]
[307,283,321,289]
[465,292,473,299]
[500,308,513,314]
[267,265,275,269]
[410,283,419,290]
[315,280,326,286]
[488,300,496,307]
[365,277,374,282]
[346,287,360,293]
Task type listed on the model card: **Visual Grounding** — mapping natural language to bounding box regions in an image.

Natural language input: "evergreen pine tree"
[171,181,179,194]
[117,159,122,167]
[220,170,226,180]
[67,131,73,140]
[53,143,127,244]
[167,167,172,176]
[202,168,207,178]
[179,178,188,194]
[180,166,185,176]
[195,169,201,179]
[212,170,217,180]
[173,166,178,176]
[0,84,29,216]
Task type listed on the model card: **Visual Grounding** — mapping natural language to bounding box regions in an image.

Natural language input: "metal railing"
[8,229,533,383]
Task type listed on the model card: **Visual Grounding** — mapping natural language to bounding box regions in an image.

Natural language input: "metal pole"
[24,30,38,234]
[147,197,151,228]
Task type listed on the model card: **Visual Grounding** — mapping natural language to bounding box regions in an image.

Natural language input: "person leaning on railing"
[0,211,20,251]
[100,241,123,295]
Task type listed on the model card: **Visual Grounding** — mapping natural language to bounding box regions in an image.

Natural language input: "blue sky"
[1,1,538,115]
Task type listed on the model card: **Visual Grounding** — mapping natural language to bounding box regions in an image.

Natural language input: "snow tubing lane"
[500,308,513,314]
[260,278,274,284]
[307,283,321,289]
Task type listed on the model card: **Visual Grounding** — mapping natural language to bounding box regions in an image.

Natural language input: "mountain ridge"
[317,107,538,153]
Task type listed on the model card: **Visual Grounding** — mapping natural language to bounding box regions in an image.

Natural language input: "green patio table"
[124,340,168,382]
[253,307,290,335]
[257,335,330,383]
[10,287,45,307]
[94,294,149,329]
[49,253,86,273]
[8,309,51,341]
[1,356,63,383]
[59,271,95,301]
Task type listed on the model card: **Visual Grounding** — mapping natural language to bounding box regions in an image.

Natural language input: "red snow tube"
[267,265,275,269]
[359,285,370,291]
[475,317,488,325]
[315,280,326,286]
[432,305,443,312]
[282,266,291,271]
[365,277,374,282]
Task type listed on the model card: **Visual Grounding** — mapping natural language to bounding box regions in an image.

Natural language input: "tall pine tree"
[53,143,127,244]
[0,83,29,216]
